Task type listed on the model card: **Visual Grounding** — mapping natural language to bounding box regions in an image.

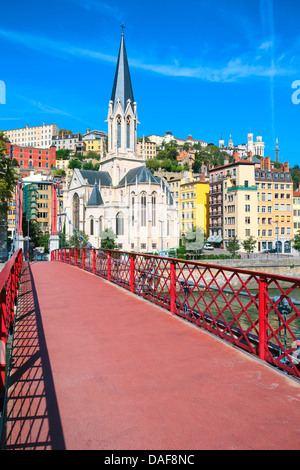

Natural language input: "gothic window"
[117,115,122,148]
[141,192,147,227]
[90,217,94,236]
[99,217,103,235]
[72,193,80,230]
[126,116,131,149]
[116,212,124,236]
[110,123,113,150]
[151,192,157,226]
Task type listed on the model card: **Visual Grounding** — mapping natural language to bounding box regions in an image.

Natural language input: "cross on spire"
[121,23,125,35]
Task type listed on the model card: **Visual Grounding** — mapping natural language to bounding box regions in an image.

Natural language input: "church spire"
[111,27,134,113]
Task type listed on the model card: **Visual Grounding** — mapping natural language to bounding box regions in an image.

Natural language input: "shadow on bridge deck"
[1,261,300,450]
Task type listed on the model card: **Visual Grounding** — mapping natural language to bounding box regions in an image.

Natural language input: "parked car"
[263,248,277,254]
[203,243,214,250]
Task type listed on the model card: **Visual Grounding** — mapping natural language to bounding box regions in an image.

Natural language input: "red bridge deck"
[1,261,300,450]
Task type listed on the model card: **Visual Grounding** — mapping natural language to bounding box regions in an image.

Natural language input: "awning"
[207,235,223,243]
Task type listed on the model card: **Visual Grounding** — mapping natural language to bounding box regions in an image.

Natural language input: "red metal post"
[93,249,96,274]
[16,180,23,236]
[64,248,66,263]
[0,290,7,393]
[130,254,135,292]
[170,261,176,314]
[107,252,111,281]
[69,248,71,264]
[82,249,85,271]
[258,277,268,361]
[75,248,77,267]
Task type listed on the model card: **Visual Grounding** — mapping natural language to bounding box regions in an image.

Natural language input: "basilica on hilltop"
[63,30,179,252]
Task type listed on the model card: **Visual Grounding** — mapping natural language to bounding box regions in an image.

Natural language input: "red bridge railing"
[0,249,23,393]
[52,248,300,380]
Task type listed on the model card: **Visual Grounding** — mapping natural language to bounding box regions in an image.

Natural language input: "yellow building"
[137,139,157,160]
[83,139,104,155]
[181,180,209,236]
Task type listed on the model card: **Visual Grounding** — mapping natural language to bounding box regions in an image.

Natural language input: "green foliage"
[58,129,72,135]
[70,230,89,248]
[226,236,240,257]
[0,132,16,217]
[290,165,300,190]
[292,230,300,252]
[86,150,100,160]
[241,235,257,254]
[68,158,82,170]
[37,232,50,253]
[100,228,118,250]
[56,149,72,160]
[53,169,66,177]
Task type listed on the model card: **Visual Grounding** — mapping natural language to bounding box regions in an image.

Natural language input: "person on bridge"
[28,242,35,262]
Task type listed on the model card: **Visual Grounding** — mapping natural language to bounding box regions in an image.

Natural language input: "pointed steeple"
[87,180,104,207]
[111,27,134,113]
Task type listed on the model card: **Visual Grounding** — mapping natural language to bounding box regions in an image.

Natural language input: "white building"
[63,31,179,252]
[4,123,59,148]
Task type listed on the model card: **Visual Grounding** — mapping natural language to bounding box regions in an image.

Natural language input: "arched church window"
[99,217,103,235]
[116,212,124,236]
[141,192,147,227]
[90,217,94,236]
[126,116,131,149]
[117,115,122,149]
[72,193,80,231]
[152,192,157,226]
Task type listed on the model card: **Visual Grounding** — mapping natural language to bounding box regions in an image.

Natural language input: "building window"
[90,218,94,236]
[141,192,147,227]
[152,192,156,226]
[131,193,135,226]
[116,212,124,236]
[126,116,131,149]
[117,115,122,148]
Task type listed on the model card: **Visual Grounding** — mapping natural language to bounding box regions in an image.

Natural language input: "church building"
[63,30,179,252]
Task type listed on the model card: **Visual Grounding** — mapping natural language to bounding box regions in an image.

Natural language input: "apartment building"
[222,159,258,250]
[3,123,59,148]
[7,172,54,239]
[6,141,56,169]
[136,139,157,159]
[180,178,209,236]
[293,187,300,234]
[256,158,293,253]
[52,132,81,152]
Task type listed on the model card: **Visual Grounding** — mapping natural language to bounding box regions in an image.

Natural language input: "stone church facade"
[63,31,179,252]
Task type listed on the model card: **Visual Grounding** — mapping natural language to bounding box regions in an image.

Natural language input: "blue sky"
[0,0,299,166]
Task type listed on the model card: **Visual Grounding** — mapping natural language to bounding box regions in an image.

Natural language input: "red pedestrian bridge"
[0,248,300,450]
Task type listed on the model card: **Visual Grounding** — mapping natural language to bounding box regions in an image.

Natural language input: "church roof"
[118,165,159,186]
[111,31,134,112]
[87,180,104,207]
[78,169,112,187]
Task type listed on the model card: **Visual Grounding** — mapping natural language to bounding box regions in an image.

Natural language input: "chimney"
[224,155,229,165]
[233,151,239,162]
[282,162,289,172]
[200,174,206,182]
[247,151,252,162]
[265,156,271,171]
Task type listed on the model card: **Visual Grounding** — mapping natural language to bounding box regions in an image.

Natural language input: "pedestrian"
[28,241,35,262]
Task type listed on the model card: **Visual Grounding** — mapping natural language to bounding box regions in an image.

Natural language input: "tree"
[70,230,89,248]
[68,158,82,170]
[241,235,257,257]
[292,230,300,252]
[56,149,72,160]
[53,169,66,177]
[100,228,118,250]
[226,236,240,257]
[0,131,16,217]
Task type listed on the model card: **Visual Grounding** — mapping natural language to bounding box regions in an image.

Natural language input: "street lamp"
[159,220,163,253]
[276,219,279,258]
